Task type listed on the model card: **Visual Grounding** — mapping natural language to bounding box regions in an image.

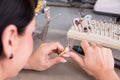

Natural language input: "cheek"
[19,35,33,63]
[26,35,33,54]
[9,35,34,77]
[20,35,33,66]
[21,34,33,62]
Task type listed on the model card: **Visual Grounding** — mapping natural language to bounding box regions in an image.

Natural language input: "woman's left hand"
[24,42,69,71]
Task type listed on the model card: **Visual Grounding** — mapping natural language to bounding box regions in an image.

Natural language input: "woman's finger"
[67,52,84,67]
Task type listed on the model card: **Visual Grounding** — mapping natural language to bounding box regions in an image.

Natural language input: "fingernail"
[62,54,70,57]
[60,59,67,63]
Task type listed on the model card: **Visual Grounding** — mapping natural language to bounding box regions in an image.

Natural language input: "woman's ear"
[1,25,18,59]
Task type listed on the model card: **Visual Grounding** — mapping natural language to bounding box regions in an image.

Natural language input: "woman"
[0,0,119,80]
[0,0,66,79]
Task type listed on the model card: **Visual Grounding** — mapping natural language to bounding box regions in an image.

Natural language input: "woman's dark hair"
[0,0,38,57]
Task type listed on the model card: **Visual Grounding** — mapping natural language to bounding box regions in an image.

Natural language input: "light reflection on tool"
[33,0,62,40]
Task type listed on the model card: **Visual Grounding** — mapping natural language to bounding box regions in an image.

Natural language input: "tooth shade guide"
[68,18,120,50]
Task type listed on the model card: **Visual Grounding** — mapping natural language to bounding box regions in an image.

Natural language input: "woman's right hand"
[67,40,119,80]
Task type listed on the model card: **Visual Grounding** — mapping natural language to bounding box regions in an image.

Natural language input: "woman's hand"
[24,42,69,71]
[67,40,119,80]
